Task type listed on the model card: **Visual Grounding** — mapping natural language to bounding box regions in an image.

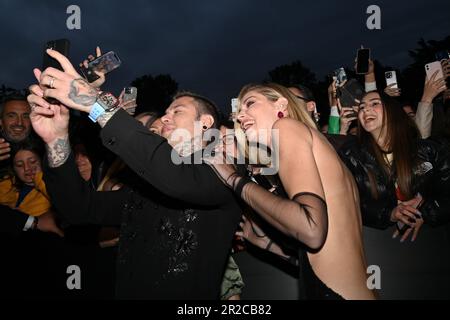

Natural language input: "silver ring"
[49,77,55,89]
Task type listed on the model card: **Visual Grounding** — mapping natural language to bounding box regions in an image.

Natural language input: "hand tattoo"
[46,135,70,168]
[68,78,98,106]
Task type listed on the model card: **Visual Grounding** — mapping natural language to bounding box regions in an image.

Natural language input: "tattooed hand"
[28,82,71,167]
[34,49,99,114]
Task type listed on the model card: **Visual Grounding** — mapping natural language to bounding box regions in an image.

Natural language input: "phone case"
[43,39,70,71]
[356,48,371,74]
[88,51,121,74]
[337,79,364,109]
[385,71,398,89]
[123,87,137,102]
[425,61,445,81]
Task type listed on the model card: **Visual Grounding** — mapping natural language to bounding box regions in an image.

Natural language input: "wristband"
[88,102,106,122]
[234,176,252,197]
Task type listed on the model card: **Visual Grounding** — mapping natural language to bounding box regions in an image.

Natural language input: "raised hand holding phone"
[118,87,138,116]
[421,70,447,103]
[37,49,98,114]
[79,46,105,88]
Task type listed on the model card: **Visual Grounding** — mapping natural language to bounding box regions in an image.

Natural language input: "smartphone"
[43,39,70,71]
[120,87,138,115]
[80,51,121,83]
[425,61,445,81]
[231,98,238,113]
[333,68,347,86]
[385,71,398,89]
[337,79,364,109]
[344,109,358,119]
[356,48,371,74]
[123,87,137,103]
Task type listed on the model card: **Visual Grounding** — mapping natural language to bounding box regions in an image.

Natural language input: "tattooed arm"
[46,134,71,168]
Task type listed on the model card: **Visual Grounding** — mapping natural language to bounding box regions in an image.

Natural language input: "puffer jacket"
[339,138,450,229]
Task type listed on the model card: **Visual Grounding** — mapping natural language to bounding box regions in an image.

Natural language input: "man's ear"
[200,114,214,130]
[306,101,316,112]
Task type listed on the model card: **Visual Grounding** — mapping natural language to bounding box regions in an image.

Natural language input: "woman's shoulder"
[273,118,315,144]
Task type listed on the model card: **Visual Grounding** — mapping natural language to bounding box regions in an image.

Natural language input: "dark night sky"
[1,0,449,111]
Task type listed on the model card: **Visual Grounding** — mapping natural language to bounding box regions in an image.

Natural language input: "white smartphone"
[231,98,238,113]
[385,71,398,89]
[123,87,137,103]
[425,61,445,81]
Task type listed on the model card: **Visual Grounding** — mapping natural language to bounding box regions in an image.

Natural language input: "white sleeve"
[23,216,35,231]
[415,102,434,139]
[365,81,377,92]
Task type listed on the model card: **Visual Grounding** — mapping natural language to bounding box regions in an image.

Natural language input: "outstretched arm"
[208,119,328,250]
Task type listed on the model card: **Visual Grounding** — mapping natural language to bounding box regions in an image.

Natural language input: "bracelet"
[234,176,252,197]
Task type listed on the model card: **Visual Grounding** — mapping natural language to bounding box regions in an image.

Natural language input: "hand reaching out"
[79,46,105,88]
[421,70,446,103]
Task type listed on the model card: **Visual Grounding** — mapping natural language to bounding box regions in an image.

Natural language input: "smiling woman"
[339,90,450,298]
[207,83,375,300]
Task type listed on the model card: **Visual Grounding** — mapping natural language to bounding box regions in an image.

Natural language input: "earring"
[203,125,208,130]
[277,111,284,118]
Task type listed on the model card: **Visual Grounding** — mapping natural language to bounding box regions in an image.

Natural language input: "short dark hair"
[135,111,159,129]
[0,91,29,117]
[173,91,220,130]
[290,84,315,102]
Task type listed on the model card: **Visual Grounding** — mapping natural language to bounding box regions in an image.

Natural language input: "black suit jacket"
[44,109,241,299]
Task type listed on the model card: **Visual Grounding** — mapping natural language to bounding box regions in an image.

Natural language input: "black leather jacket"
[339,138,450,229]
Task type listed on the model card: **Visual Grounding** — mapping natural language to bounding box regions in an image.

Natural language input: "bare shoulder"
[273,118,313,145]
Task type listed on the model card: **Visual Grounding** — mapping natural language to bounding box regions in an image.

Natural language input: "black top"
[44,109,241,299]
[339,138,450,229]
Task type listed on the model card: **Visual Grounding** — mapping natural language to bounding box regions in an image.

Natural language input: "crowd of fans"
[0,44,449,300]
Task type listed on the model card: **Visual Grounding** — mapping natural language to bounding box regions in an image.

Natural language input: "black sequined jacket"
[339,138,450,229]
[44,110,241,299]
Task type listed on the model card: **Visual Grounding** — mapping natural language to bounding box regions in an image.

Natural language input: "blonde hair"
[233,83,317,165]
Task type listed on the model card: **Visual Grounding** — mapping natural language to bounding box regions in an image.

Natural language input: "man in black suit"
[27,50,241,299]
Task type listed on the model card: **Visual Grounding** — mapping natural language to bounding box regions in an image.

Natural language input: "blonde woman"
[207,83,375,300]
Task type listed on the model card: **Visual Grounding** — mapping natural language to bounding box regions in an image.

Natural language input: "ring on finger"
[49,77,55,89]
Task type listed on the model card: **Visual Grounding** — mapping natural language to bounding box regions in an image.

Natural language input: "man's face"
[160,97,200,146]
[0,100,31,143]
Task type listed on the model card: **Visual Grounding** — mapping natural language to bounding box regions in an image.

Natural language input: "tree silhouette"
[0,85,27,102]
[267,60,317,88]
[131,74,178,115]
